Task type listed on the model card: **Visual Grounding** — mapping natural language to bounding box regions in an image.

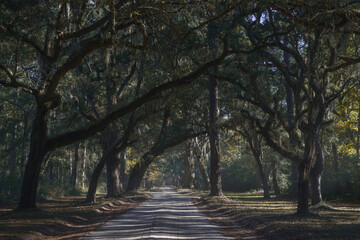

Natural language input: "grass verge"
[178,188,360,240]
[0,191,151,240]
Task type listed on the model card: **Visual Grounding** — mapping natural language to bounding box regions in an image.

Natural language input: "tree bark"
[257,160,270,199]
[104,126,123,198]
[310,138,324,205]
[243,127,270,199]
[127,158,152,191]
[21,113,28,180]
[120,150,127,190]
[357,98,360,162]
[251,149,270,199]
[106,155,122,197]
[70,143,79,187]
[18,106,48,209]
[208,72,223,196]
[271,160,281,196]
[183,141,195,188]
[208,24,223,196]
[193,138,210,190]
[86,139,129,203]
[283,42,299,199]
[297,135,315,215]
[290,162,298,198]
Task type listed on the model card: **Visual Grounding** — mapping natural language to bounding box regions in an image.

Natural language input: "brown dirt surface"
[178,188,360,240]
[0,191,151,240]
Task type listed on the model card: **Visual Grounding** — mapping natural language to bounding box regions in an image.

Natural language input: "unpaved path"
[82,187,233,239]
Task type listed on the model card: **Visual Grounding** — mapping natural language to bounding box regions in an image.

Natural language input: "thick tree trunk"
[127,158,152,191]
[297,162,310,215]
[193,138,210,190]
[246,131,269,199]
[271,161,281,196]
[357,98,360,161]
[86,139,127,203]
[104,125,123,198]
[290,162,298,198]
[106,155,122,197]
[208,72,223,196]
[257,161,270,199]
[183,141,195,188]
[284,45,299,199]
[310,138,324,205]
[21,113,28,180]
[249,142,270,199]
[208,46,222,195]
[208,22,223,197]
[18,106,48,209]
[86,162,103,203]
[297,136,315,215]
[145,170,152,190]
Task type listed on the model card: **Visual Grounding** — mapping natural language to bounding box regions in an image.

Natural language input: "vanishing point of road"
[82,187,233,239]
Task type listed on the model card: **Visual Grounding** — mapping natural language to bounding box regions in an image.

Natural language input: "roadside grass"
[178,188,360,240]
[0,191,151,239]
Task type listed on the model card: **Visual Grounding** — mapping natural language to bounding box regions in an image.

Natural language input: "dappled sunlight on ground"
[0,192,149,239]
[184,189,360,239]
[83,188,233,239]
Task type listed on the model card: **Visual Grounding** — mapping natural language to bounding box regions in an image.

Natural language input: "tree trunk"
[193,138,210,190]
[248,137,270,199]
[104,125,123,198]
[86,162,103,203]
[208,72,223,196]
[208,23,222,196]
[297,162,310,215]
[357,98,360,162]
[86,139,127,203]
[145,170,152,190]
[106,155,122,197]
[183,141,195,188]
[70,143,79,187]
[271,161,281,196]
[21,113,28,180]
[310,138,324,205]
[297,136,315,215]
[283,43,299,199]
[120,150,127,190]
[18,106,48,209]
[253,153,270,199]
[246,130,269,199]
[127,158,152,191]
[257,161,270,199]
[290,162,298,198]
